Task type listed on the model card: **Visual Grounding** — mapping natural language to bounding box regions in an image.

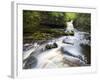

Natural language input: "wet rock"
[45,42,58,49]
[63,56,86,66]
[65,30,74,36]
[61,47,78,58]
[23,56,37,69]
[23,43,34,51]
[63,38,74,45]
[80,39,90,46]
[80,44,91,64]
[84,33,90,40]
[61,46,86,63]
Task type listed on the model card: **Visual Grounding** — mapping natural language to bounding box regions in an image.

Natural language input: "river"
[23,30,91,69]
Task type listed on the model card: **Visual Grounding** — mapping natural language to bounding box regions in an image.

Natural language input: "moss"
[32,32,53,41]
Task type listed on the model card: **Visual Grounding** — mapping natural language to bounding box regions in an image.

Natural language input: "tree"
[65,12,77,21]
[73,13,91,32]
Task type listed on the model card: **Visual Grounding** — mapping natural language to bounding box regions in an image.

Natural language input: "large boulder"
[63,56,86,66]
[61,47,77,58]
[61,46,86,62]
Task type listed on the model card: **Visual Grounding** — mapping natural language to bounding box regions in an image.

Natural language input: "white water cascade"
[23,20,90,69]
[65,20,74,33]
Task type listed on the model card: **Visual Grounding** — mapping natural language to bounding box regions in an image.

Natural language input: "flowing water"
[23,20,90,69]
[23,30,91,69]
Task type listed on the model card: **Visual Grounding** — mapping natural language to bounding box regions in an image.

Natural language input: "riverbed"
[23,30,91,69]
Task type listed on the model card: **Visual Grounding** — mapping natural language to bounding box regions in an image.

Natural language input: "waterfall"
[23,20,90,68]
[65,20,74,33]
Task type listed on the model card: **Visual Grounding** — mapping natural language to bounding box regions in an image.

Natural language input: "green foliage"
[23,11,41,33]
[31,29,65,41]
[40,12,66,28]
[73,13,91,32]
[65,12,77,21]
[23,11,66,34]
[32,32,53,41]
[23,10,91,43]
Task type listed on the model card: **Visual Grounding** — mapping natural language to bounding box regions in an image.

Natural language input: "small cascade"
[65,20,74,33]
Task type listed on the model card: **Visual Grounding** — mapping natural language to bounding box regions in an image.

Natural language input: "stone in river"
[23,56,37,69]
[45,42,58,49]
[63,38,74,45]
